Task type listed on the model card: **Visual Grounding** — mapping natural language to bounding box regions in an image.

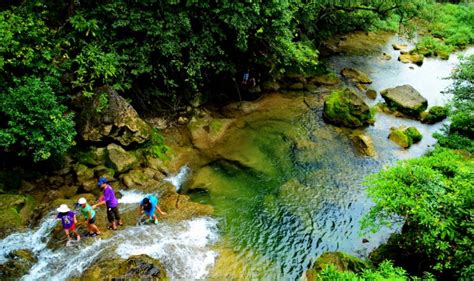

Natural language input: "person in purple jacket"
[56,204,80,242]
[93,177,122,230]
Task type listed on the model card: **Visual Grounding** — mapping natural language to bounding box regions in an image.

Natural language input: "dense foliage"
[415,3,474,58]
[363,53,474,279]
[0,0,439,161]
[319,261,420,281]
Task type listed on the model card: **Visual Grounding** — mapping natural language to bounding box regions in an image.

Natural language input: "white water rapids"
[0,186,219,280]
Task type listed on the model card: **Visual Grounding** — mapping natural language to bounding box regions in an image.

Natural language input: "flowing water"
[0,190,219,281]
[0,34,472,280]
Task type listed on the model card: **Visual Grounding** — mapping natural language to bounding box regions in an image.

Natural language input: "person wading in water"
[93,177,122,230]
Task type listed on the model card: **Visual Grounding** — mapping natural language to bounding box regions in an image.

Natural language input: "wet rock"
[189,116,234,151]
[159,190,214,221]
[80,255,167,281]
[305,252,368,280]
[77,147,107,166]
[308,74,340,86]
[366,88,377,99]
[0,249,37,280]
[355,83,368,92]
[19,180,35,193]
[398,53,424,66]
[323,88,374,128]
[420,106,448,124]
[145,155,170,175]
[48,176,64,188]
[389,126,422,149]
[82,179,98,192]
[79,86,152,146]
[380,85,428,117]
[351,132,376,157]
[341,68,372,84]
[107,143,139,173]
[392,43,408,50]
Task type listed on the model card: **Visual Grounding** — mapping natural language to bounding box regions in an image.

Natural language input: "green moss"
[306,252,368,280]
[404,127,423,143]
[421,106,448,124]
[0,207,22,229]
[389,129,412,148]
[323,88,373,128]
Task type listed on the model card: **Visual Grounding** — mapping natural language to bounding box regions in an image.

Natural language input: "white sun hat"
[56,204,70,213]
[78,197,87,204]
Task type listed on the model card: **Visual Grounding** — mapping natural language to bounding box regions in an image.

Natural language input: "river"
[0,34,472,280]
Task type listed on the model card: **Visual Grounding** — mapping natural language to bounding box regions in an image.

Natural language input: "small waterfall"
[118,189,148,204]
[164,165,190,192]
[0,190,219,281]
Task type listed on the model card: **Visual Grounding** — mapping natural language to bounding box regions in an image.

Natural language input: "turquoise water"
[189,43,474,279]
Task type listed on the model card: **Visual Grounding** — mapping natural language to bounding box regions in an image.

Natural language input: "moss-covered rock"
[389,127,412,148]
[420,106,448,124]
[392,43,408,50]
[79,255,168,281]
[380,85,428,117]
[389,126,423,148]
[107,143,139,173]
[0,194,36,237]
[323,88,374,128]
[305,252,368,281]
[0,249,37,280]
[404,127,423,143]
[398,53,424,65]
[308,74,340,86]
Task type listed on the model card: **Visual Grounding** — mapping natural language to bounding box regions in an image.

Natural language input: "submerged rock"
[341,68,372,84]
[79,86,152,146]
[351,132,376,157]
[80,255,167,281]
[323,88,374,128]
[380,85,428,117]
[0,249,37,280]
[366,88,377,99]
[308,74,340,86]
[305,252,368,280]
[398,53,424,65]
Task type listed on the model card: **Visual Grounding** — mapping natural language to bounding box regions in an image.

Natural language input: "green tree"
[362,148,474,278]
[0,77,76,161]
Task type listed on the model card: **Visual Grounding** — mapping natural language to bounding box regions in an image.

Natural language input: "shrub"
[0,77,76,161]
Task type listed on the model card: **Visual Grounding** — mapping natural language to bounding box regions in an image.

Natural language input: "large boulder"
[79,87,152,146]
[323,88,374,128]
[341,68,372,84]
[380,85,428,117]
[107,143,139,173]
[305,252,368,281]
[79,255,167,281]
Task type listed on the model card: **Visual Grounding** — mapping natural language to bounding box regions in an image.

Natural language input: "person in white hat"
[56,204,80,242]
[77,197,101,237]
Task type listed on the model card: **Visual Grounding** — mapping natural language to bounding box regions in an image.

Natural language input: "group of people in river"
[55,176,167,243]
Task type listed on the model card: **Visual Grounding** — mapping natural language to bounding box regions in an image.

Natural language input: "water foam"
[0,214,218,281]
[118,189,148,204]
[164,165,190,191]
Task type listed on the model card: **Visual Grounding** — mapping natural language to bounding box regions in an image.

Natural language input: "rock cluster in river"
[323,88,374,128]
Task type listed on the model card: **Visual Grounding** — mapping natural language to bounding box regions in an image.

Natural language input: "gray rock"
[79,86,152,146]
[341,68,372,84]
[107,143,139,173]
[351,133,376,157]
[381,85,428,117]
